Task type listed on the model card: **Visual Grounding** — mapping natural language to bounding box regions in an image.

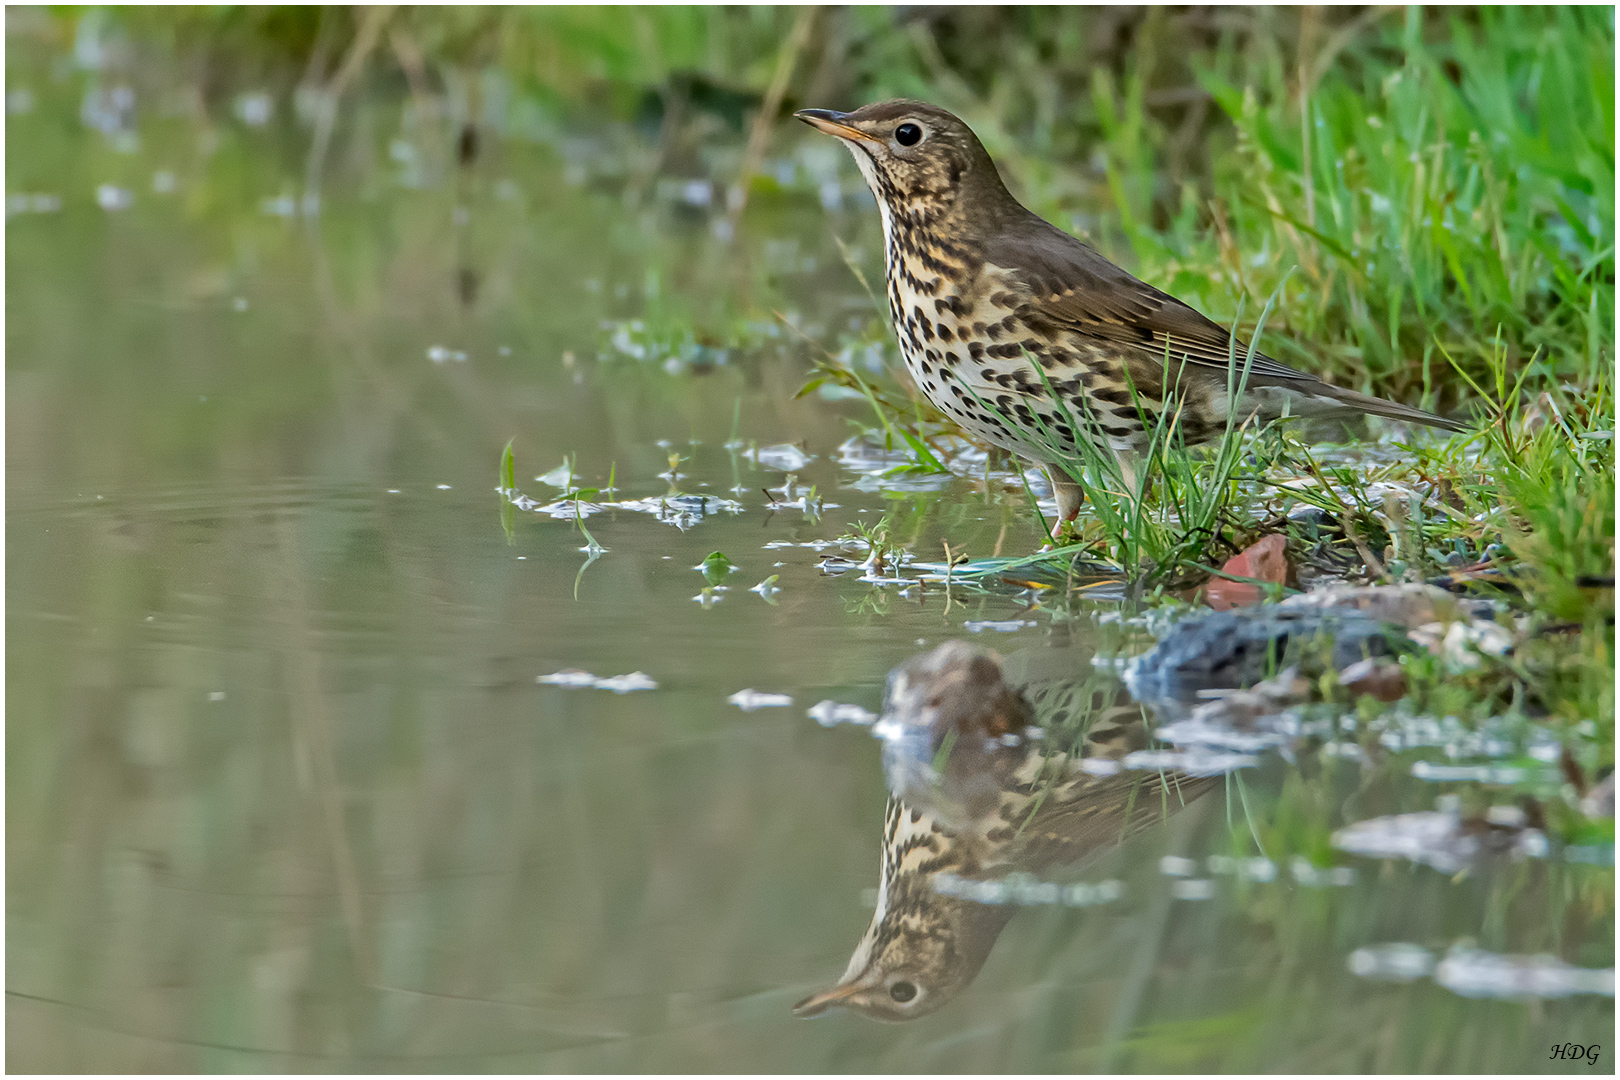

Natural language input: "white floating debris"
[537,462,577,487]
[1290,858,1357,887]
[751,443,813,471]
[1155,715,1294,754]
[1435,947,1614,1000]
[260,194,296,217]
[1207,855,1277,882]
[1122,748,1259,776]
[234,91,274,126]
[1078,757,1123,776]
[964,619,1035,633]
[1410,760,1532,784]
[532,499,608,519]
[536,670,656,693]
[537,669,599,688]
[1171,878,1216,901]
[96,183,133,211]
[594,671,657,694]
[931,871,1123,908]
[6,193,62,216]
[808,700,877,727]
[728,689,793,711]
[207,691,226,702]
[1332,809,1547,873]
[427,345,468,363]
[1159,855,1198,878]
[1348,943,1436,982]
[1407,618,1513,669]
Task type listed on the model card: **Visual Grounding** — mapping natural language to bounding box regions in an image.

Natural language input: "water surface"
[7,58,1611,1073]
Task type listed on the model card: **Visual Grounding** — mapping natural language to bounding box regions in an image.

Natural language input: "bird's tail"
[1291,381,1469,433]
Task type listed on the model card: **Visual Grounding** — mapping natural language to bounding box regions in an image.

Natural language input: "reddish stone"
[1205,534,1291,611]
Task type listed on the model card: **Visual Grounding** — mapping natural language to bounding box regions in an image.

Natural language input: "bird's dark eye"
[894,123,923,147]
[889,980,918,1002]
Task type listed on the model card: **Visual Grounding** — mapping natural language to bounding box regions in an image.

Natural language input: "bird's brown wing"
[982,216,1327,387]
[982,215,1467,431]
[1008,770,1217,875]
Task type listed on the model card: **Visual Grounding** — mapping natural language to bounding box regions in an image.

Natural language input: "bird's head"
[873,640,1035,832]
[791,869,1012,1022]
[794,100,1010,225]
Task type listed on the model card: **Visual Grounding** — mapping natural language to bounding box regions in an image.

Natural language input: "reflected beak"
[791,981,862,1018]
[794,109,879,143]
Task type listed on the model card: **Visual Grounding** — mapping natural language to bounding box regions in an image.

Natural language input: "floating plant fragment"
[698,551,736,585]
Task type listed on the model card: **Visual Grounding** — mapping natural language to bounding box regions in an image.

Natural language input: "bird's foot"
[1049,516,1081,544]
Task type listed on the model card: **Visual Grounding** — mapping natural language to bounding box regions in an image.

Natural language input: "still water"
[8,71,1612,1072]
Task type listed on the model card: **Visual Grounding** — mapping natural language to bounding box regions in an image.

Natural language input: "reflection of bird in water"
[794,641,1211,1021]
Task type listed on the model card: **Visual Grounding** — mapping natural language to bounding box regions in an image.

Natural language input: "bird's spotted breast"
[886,243,1129,464]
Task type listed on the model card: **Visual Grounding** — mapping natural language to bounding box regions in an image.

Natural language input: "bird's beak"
[791,981,862,1018]
[794,108,879,143]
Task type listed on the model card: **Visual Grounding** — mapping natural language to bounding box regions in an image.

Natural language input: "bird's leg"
[1046,465,1084,539]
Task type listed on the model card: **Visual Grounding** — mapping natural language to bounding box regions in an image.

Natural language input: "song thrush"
[793,641,1211,1021]
[796,101,1466,528]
